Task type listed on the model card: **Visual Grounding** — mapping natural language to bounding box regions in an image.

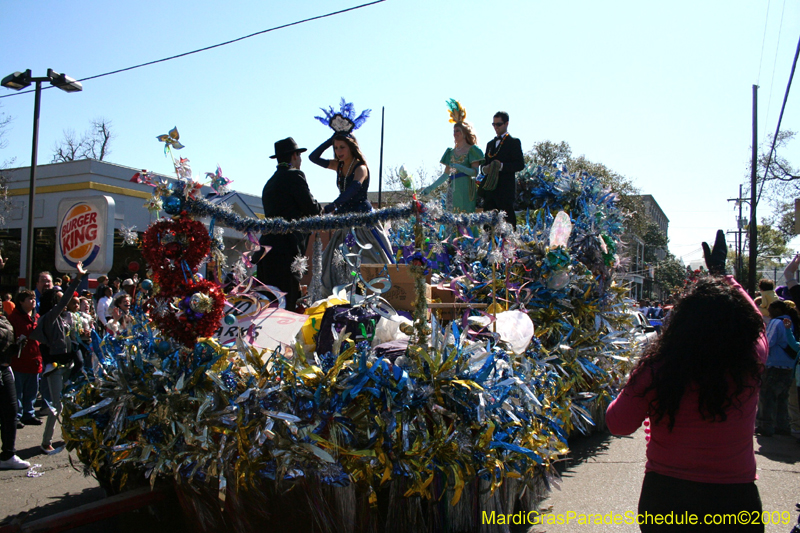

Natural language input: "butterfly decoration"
[314,98,370,134]
[156,127,185,154]
[205,165,232,195]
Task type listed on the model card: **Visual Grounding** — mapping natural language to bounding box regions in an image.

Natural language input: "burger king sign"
[56,196,115,272]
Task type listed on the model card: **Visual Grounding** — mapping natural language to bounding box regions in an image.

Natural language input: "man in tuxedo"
[481,111,525,229]
[258,137,322,311]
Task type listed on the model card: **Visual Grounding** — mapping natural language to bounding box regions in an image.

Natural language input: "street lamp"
[1,69,82,287]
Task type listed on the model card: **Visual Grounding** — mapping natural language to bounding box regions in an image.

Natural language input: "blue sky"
[1,0,798,265]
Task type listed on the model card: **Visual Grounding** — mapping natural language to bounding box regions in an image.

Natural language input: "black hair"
[14,289,35,307]
[494,111,509,123]
[39,288,62,317]
[628,277,764,430]
[276,152,295,165]
[767,300,799,321]
[759,278,774,291]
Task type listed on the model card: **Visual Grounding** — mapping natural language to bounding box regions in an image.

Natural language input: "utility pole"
[378,106,385,208]
[748,85,758,296]
[727,184,747,282]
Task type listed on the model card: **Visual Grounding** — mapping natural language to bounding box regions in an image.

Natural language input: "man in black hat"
[481,111,524,230]
[258,138,322,311]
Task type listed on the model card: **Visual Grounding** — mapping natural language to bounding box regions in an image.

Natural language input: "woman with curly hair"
[606,231,767,532]
[420,120,484,213]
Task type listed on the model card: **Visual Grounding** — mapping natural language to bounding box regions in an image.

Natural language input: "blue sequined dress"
[319,162,394,298]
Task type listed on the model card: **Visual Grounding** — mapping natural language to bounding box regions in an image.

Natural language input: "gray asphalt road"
[2,417,797,532]
[540,428,799,533]
[0,416,184,532]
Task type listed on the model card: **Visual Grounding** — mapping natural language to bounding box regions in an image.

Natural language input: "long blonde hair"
[455,121,477,146]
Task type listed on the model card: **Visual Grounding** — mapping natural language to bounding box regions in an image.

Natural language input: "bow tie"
[494,136,503,141]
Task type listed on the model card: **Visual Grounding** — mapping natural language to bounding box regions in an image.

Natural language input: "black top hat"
[270,137,307,159]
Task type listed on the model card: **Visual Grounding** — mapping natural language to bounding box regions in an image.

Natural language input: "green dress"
[422,145,484,213]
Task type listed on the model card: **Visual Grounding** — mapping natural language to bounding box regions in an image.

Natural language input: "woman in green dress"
[421,102,484,213]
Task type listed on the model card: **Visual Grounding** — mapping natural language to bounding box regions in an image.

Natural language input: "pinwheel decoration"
[119,224,138,246]
[174,157,192,180]
[205,165,231,195]
[397,165,415,190]
[314,98,370,134]
[156,127,185,154]
[130,170,154,185]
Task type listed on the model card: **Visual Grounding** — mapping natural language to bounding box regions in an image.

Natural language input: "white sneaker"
[0,455,31,470]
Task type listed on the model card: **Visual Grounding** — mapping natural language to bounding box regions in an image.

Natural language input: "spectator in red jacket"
[8,289,42,425]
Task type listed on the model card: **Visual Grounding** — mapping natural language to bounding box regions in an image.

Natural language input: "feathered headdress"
[315,98,371,135]
[446,99,466,124]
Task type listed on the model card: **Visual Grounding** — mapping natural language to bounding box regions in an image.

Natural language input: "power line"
[763,0,788,137]
[0,0,385,100]
[756,31,800,205]
[756,0,772,84]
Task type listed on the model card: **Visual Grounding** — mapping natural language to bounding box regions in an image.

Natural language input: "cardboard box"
[430,285,458,321]
[360,264,431,313]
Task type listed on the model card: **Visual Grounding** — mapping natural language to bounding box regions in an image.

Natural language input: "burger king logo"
[59,202,101,268]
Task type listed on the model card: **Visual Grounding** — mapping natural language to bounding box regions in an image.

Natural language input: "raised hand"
[701,230,727,276]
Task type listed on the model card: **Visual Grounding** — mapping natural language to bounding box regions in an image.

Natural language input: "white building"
[0,159,263,292]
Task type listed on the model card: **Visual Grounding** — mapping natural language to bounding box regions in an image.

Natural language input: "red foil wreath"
[150,280,226,348]
[142,217,211,285]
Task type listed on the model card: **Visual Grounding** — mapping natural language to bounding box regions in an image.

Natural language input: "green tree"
[735,220,794,283]
[766,201,796,242]
[642,221,669,263]
[745,221,790,259]
[654,253,687,295]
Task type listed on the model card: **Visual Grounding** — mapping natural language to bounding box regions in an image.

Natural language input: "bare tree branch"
[51,118,114,162]
[51,129,81,162]
[0,105,15,169]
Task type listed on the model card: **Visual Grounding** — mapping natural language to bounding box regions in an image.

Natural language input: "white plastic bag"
[373,315,412,346]
[470,310,534,355]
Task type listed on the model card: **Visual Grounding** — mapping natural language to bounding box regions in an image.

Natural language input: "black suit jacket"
[483,134,524,201]
[260,166,321,255]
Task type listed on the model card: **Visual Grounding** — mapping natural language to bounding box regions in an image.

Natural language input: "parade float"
[60,121,639,533]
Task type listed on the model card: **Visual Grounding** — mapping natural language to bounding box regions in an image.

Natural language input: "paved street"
[0,417,183,532]
[1,418,797,532]
[541,428,799,533]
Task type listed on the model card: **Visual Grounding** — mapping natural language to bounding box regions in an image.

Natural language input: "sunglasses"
[491,122,506,127]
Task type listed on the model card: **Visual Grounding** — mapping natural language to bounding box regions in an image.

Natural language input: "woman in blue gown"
[309,134,394,298]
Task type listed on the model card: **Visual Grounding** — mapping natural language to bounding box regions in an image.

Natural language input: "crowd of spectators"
[0,266,146,470]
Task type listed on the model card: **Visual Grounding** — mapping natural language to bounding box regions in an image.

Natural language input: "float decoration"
[62,130,641,533]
